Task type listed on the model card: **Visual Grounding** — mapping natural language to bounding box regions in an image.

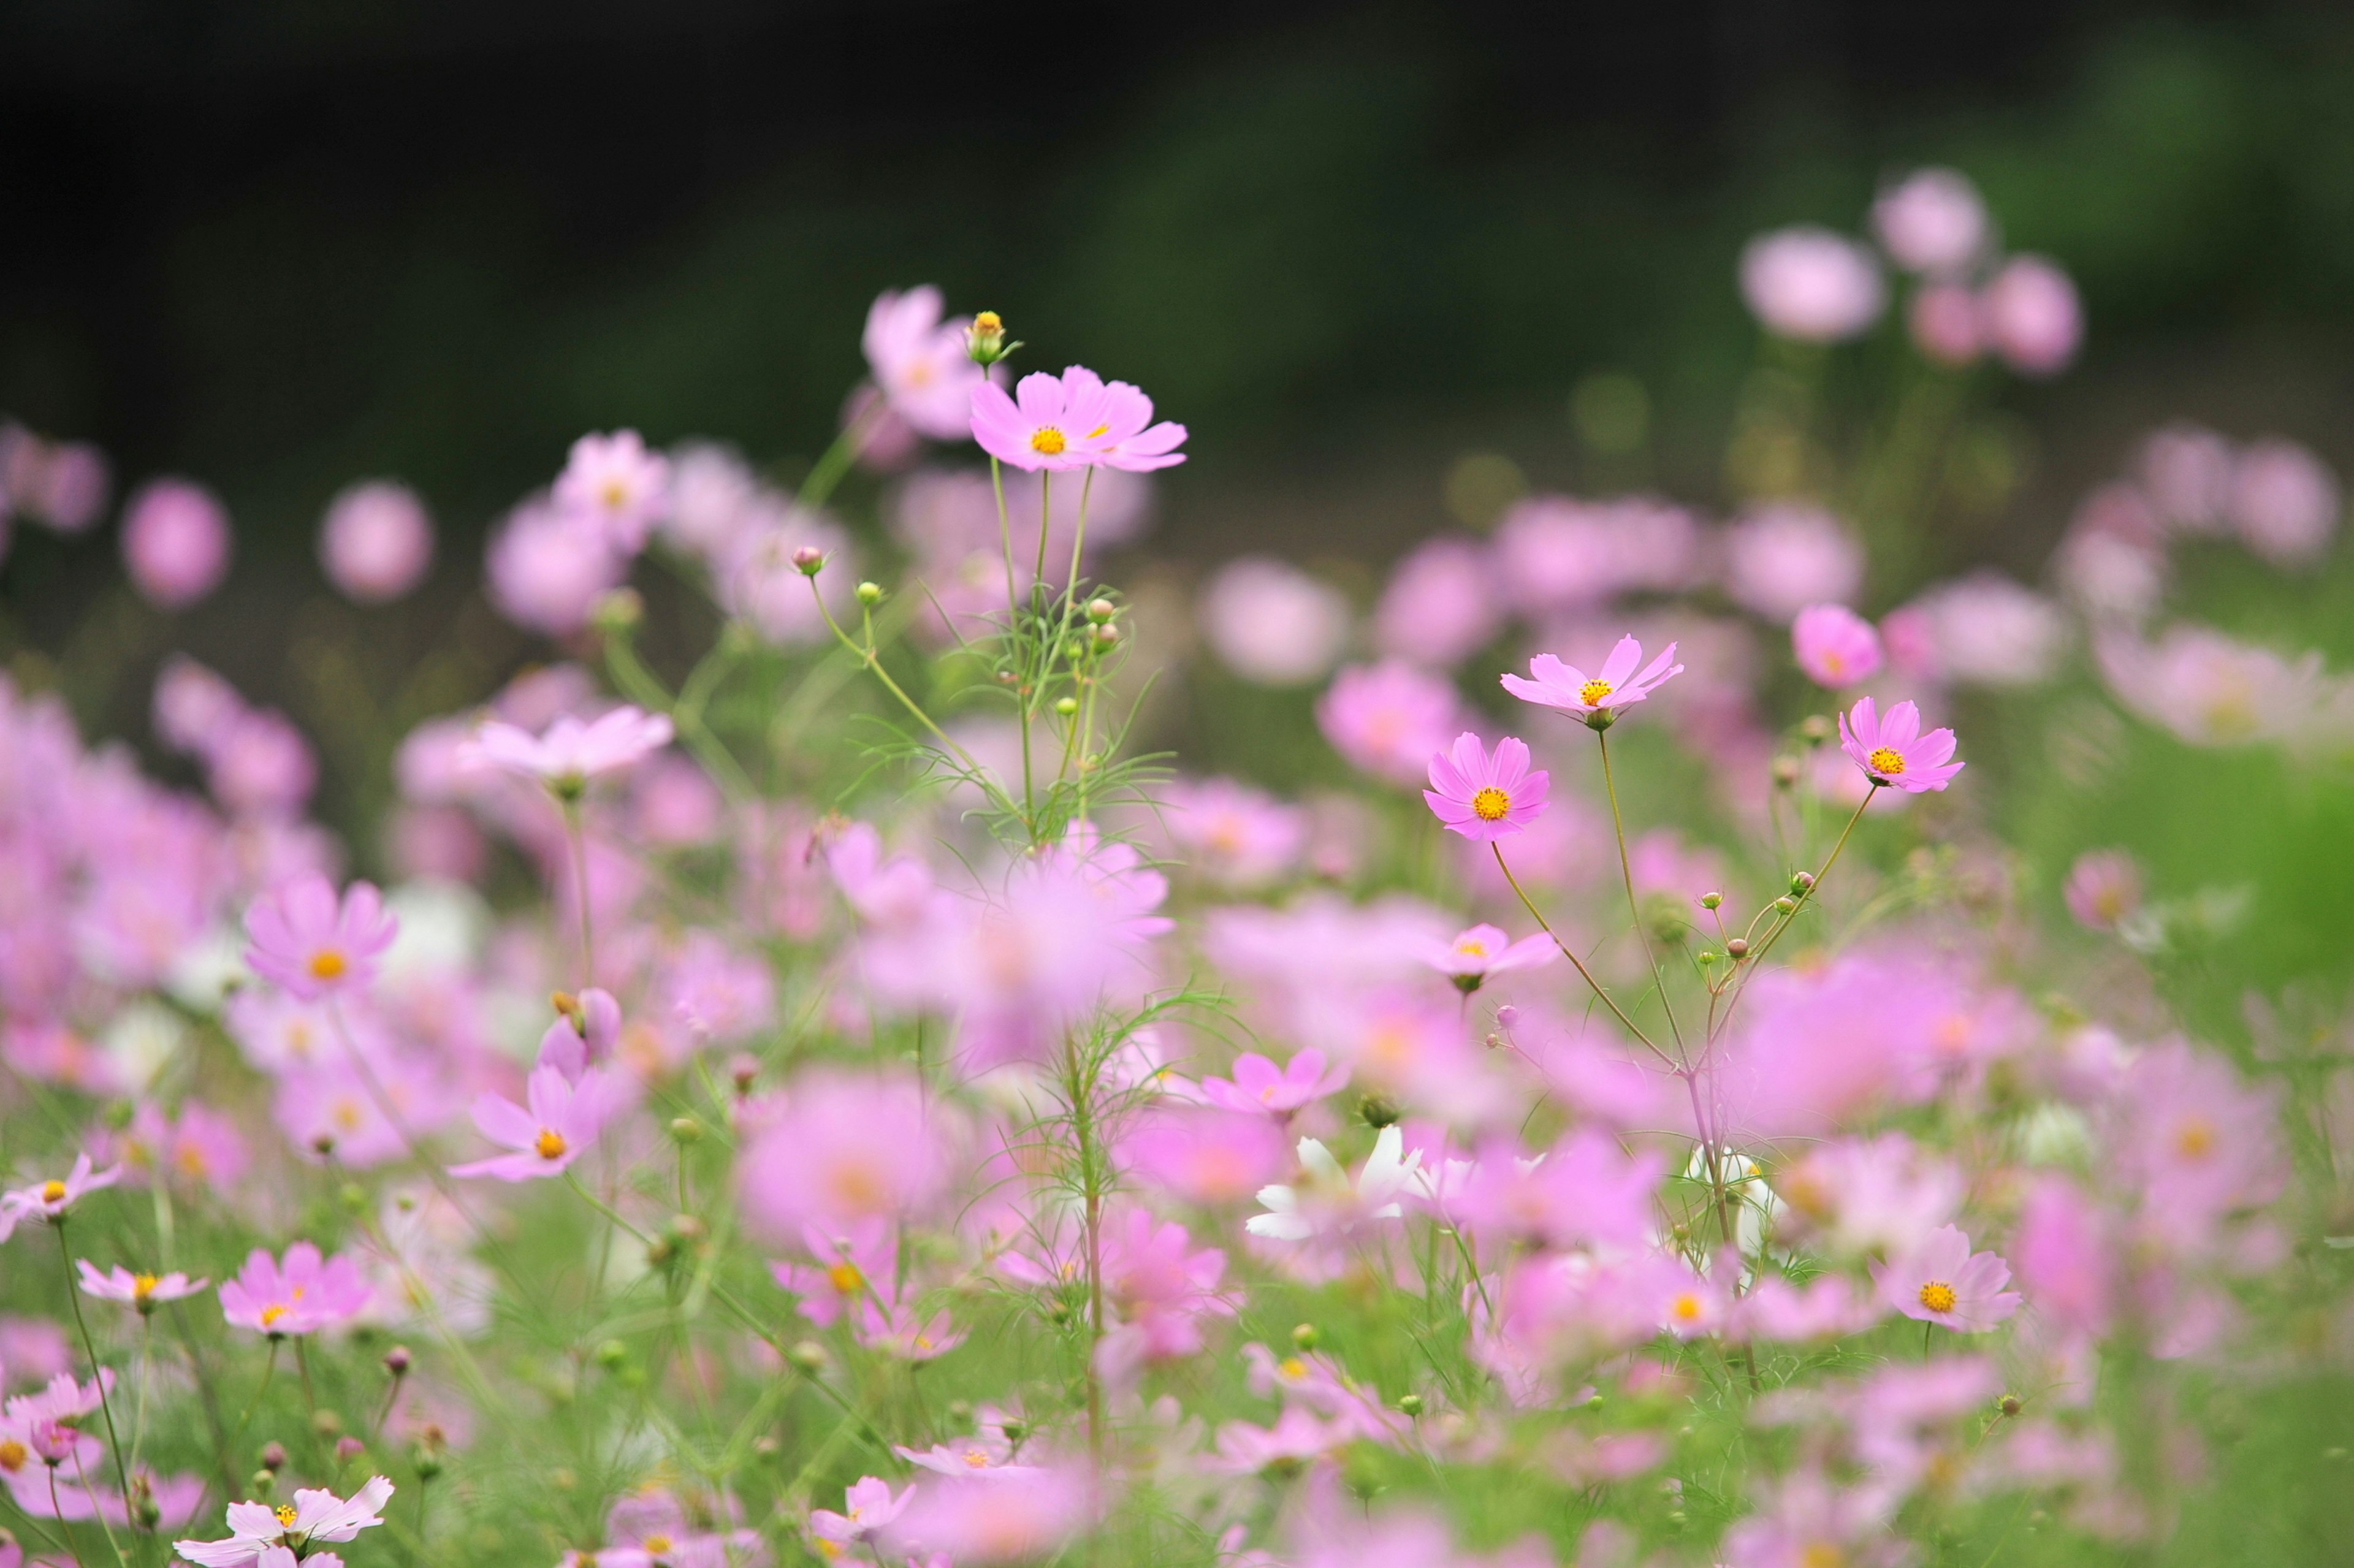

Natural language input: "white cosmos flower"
[1247,1127,1422,1243]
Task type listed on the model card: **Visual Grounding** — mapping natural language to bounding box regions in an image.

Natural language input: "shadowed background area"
[7,0,2354,756]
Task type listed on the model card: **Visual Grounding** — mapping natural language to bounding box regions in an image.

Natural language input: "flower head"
[173,1476,392,1566]
[1422,732,1549,843]
[449,1066,616,1182]
[1199,1051,1350,1119]
[1870,1224,2021,1332]
[1500,636,1683,729]
[1247,1127,1422,1244]
[218,1242,371,1339]
[552,430,669,554]
[969,365,1186,473]
[77,1261,207,1314]
[243,875,398,1001]
[864,287,988,441]
[1,1154,123,1238]
[459,706,674,795]
[1837,697,1964,793]
[810,1475,916,1555]
[1791,603,1884,690]
[1419,924,1555,992]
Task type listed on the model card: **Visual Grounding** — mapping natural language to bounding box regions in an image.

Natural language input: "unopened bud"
[1774,896,1798,915]
[412,1445,444,1480]
[594,1339,629,1369]
[134,1485,162,1529]
[1086,598,1116,624]
[335,1436,366,1463]
[590,587,643,634]
[1291,1322,1320,1351]
[259,1442,288,1473]
[1583,707,1618,733]
[1700,891,1723,910]
[311,1409,343,1439]
[728,1052,760,1094]
[669,1116,703,1146]
[1054,696,1079,717]
[1357,1093,1402,1129]
[1799,714,1832,745]
[338,1182,367,1213]
[1092,623,1120,649]
[791,545,825,576]
[1790,871,1816,896]
[1997,1393,2023,1417]
[1396,1393,1423,1417]
[1771,755,1801,788]
[753,1434,783,1461]
[249,1470,276,1499]
[1697,950,1718,967]
[856,580,883,607]
[1495,1003,1520,1029]
[967,311,1011,365]
[788,1340,827,1374]
[383,1345,412,1376]
[1726,937,1750,959]
[1000,1417,1030,1447]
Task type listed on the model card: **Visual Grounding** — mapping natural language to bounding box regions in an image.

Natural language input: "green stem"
[57,1224,135,1517]
[1490,843,1667,1064]
[1596,729,1685,1058]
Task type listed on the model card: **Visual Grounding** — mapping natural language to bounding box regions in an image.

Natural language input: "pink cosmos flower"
[1419,924,1555,991]
[1423,732,1548,843]
[243,874,398,1000]
[486,497,625,636]
[1199,1050,1350,1119]
[122,478,232,610]
[1316,660,1463,786]
[969,365,1187,473]
[1739,226,1886,342]
[881,1463,1091,1566]
[1870,1224,2021,1332]
[1981,255,2082,377]
[535,986,622,1083]
[1160,776,1309,889]
[0,1155,123,1238]
[552,429,670,554]
[1196,556,1352,687]
[1791,603,1884,689]
[1837,696,1962,792]
[737,1069,950,1238]
[75,1262,207,1314]
[218,1242,372,1338]
[2063,848,2144,932]
[1374,535,1499,668]
[864,287,988,441]
[810,1476,916,1558]
[772,1217,896,1328]
[1872,168,1989,275]
[1120,1108,1290,1208]
[448,1066,615,1182]
[2230,437,2341,568]
[2014,1176,2115,1338]
[459,706,674,792]
[1908,281,1985,365]
[1722,504,1865,623]
[173,1476,392,1566]
[318,481,435,603]
[1092,1207,1235,1382]
[1500,635,1683,728]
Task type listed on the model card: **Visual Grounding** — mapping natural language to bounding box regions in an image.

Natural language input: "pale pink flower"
[449,1066,615,1182]
[969,365,1186,473]
[1790,603,1884,688]
[737,1070,950,1238]
[75,1262,207,1314]
[863,287,987,441]
[1722,504,1865,623]
[1160,776,1309,889]
[2014,1176,2114,1338]
[1200,1050,1349,1118]
[552,429,670,553]
[1837,696,1963,793]
[1423,731,1550,842]
[484,497,625,637]
[1501,634,1683,726]
[1907,281,1985,365]
[1871,1224,2021,1332]
[1373,536,1499,668]
[1982,255,2082,376]
[1909,571,2067,687]
[217,1242,372,1338]
[1419,924,1554,991]
[0,1154,123,1238]
[1872,168,1989,275]
[1317,661,1463,786]
[882,1464,1091,1566]
[2138,422,2235,533]
[459,706,673,791]
[2229,437,2339,568]
[173,1476,392,1566]
[1739,226,1886,341]
[810,1476,915,1556]
[318,481,434,603]
[123,478,232,610]
[2095,623,2325,747]
[2063,848,2144,932]
[243,874,398,1000]
[1197,557,1351,687]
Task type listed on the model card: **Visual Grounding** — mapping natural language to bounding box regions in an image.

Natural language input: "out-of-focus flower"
[1200,1050,1349,1119]
[1838,697,1962,793]
[1373,536,1498,667]
[1872,168,1990,275]
[460,706,673,793]
[1423,732,1549,843]
[75,1262,207,1314]
[0,424,110,532]
[486,497,626,637]
[970,365,1186,473]
[1982,255,2082,376]
[1316,661,1462,786]
[208,709,319,820]
[318,481,435,603]
[244,875,398,1001]
[1907,282,1985,365]
[1739,226,1886,341]
[218,1243,372,1338]
[1908,571,2067,687]
[1722,504,1865,623]
[2063,849,2144,932]
[0,1155,123,1239]
[122,479,232,610]
[864,287,987,441]
[1791,603,1884,688]
[718,502,855,646]
[1871,1224,2021,1331]
[738,1070,949,1238]
[881,1464,1091,1566]
[2228,438,2340,568]
[1419,924,1554,990]
[153,656,246,757]
[1501,634,1684,726]
[1197,557,1351,687]
[2138,423,2235,535]
[449,1066,615,1182]
[173,1477,392,1566]
[810,1476,916,1559]
[1248,1127,1422,1243]
[2095,624,2325,747]
[1160,777,1309,890]
[552,430,670,554]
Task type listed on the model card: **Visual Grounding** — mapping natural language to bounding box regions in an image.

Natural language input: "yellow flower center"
[962,1447,991,1468]
[1867,746,1906,776]
[1671,1292,1705,1322]
[1029,428,1067,456]
[2174,1117,2217,1160]
[0,1439,27,1472]
[827,1262,865,1294]
[1579,679,1614,706]
[1279,1357,1307,1379]
[816,1542,844,1560]
[1471,786,1512,821]
[134,1273,160,1303]
[261,1303,291,1328]
[308,948,348,981]
[535,1129,568,1162]
[40,1180,66,1205]
[276,1504,300,1528]
[973,311,1002,333]
[642,1535,673,1555]
[1455,939,1489,957]
[1801,1545,1845,1568]
[1918,1281,1957,1314]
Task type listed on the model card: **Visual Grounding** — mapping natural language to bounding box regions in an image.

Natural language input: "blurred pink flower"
[1502,634,1684,727]
[1907,281,1985,365]
[738,1069,950,1238]
[1790,603,1884,688]
[1317,661,1462,786]
[207,709,318,819]
[1872,168,1989,275]
[486,497,625,637]
[1200,1049,1349,1119]
[449,1065,615,1182]
[2014,1176,2115,1338]
[1908,571,2066,687]
[2063,848,2144,932]
[153,656,245,757]
[1870,1224,2021,1331]
[2095,623,2324,747]
[1423,731,1550,842]
[1160,776,1309,889]
[970,365,1186,473]
[1721,504,1864,623]
[122,478,232,610]
[882,1464,1091,1566]
[864,287,988,441]
[1837,696,1962,793]
[2138,422,2235,533]
[218,1242,372,1338]
[1419,924,1554,990]
[1197,556,1351,687]
[1373,536,1498,667]
[1739,226,1886,341]
[75,1262,207,1314]
[0,1154,122,1238]
[810,1476,916,1558]
[1982,255,2082,376]
[244,874,398,1000]
[460,706,674,791]
[318,481,435,603]
[2228,437,2339,568]
[552,429,670,554]
[1121,1108,1289,1208]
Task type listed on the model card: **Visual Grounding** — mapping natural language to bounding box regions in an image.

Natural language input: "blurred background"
[8,0,2354,867]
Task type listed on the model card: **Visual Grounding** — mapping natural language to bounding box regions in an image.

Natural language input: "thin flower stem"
[1716,787,1877,1040]
[1596,730,1686,1059]
[560,794,595,990]
[229,1339,280,1455]
[1490,844,1669,1065]
[991,455,1021,631]
[794,395,881,514]
[56,1223,135,1515]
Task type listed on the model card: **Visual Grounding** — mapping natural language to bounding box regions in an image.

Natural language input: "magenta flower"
[173,1476,392,1567]
[1316,660,1463,786]
[449,1066,615,1182]
[0,1154,123,1239]
[1199,1050,1349,1119]
[1739,226,1886,343]
[1837,696,1964,793]
[1870,1224,2021,1333]
[1791,603,1884,689]
[121,478,233,611]
[552,429,670,554]
[864,287,987,441]
[75,1262,207,1314]
[218,1242,372,1338]
[459,706,674,794]
[1422,732,1550,843]
[969,365,1187,473]
[318,480,435,604]
[243,873,398,1001]
[810,1476,915,1557]
[2063,848,2144,932]
[1419,923,1556,991]
[1500,635,1683,729]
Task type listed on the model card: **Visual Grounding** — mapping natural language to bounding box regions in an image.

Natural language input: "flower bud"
[788,1340,827,1374]
[311,1409,343,1439]
[855,580,883,607]
[1357,1093,1402,1129]
[1701,891,1723,910]
[967,311,1011,364]
[1790,870,1816,896]
[1583,707,1618,733]
[1772,755,1802,788]
[753,1434,783,1461]
[1494,1004,1519,1030]
[669,1116,703,1146]
[1290,1322,1320,1350]
[791,545,825,577]
[1697,950,1718,968]
[1000,1418,1030,1447]
[1086,597,1116,624]
[383,1345,412,1376]
[1092,623,1120,649]
[413,1445,444,1480]
[1396,1393,1424,1417]
[336,1436,366,1463]
[1054,696,1079,717]
[133,1482,162,1529]
[259,1442,288,1473]
[594,1339,629,1369]
[1800,714,1832,745]
[1998,1393,2023,1417]
[1726,937,1750,959]
[1774,896,1798,915]
[249,1470,276,1499]
[590,587,643,634]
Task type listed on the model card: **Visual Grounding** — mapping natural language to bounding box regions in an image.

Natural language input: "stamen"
[1029,428,1067,456]
[2174,1117,2217,1160]
[40,1180,66,1205]
[1918,1281,1957,1314]
[276,1504,300,1528]
[308,949,348,981]
[1472,786,1512,821]
[535,1129,568,1162]
[1867,746,1907,777]
[1670,1293,1705,1322]
[827,1262,864,1294]
[1578,679,1614,706]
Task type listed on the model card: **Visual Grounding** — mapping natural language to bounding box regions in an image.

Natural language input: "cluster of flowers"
[0,192,2342,1568]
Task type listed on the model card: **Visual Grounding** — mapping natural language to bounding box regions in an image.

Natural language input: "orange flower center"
[0,1439,27,1472]
[40,1180,66,1205]
[262,1303,291,1328]
[134,1273,160,1302]
[1918,1281,1957,1314]
[1671,1292,1705,1322]
[1868,746,1906,776]
[1801,1545,1845,1568]
[1472,786,1512,821]
[2174,1117,2217,1160]
[641,1535,673,1555]
[308,949,348,981]
[276,1504,300,1528]
[1029,428,1067,456]
[535,1129,568,1162]
[1579,679,1614,706]
[827,1262,864,1295]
